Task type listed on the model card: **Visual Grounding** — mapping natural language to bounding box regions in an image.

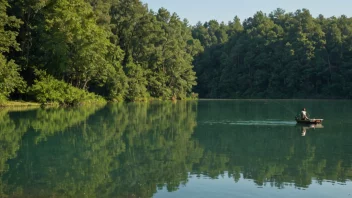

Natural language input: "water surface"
[1,100,352,197]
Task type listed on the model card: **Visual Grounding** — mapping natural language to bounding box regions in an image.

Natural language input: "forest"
[1,0,352,105]
[192,9,352,99]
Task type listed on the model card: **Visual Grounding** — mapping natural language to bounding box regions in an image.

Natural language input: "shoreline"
[0,101,42,107]
[197,98,351,101]
[0,101,42,112]
[1,98,349,109]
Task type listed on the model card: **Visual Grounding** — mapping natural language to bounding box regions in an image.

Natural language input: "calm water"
[1,100,352,198]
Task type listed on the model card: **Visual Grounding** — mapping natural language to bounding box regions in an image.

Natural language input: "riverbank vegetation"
[1,0,352,103]
[192,9,352,99]
[1,0,202,105]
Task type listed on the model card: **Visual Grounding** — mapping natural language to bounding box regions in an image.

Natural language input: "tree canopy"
[1,1,352,102]
[193,9,352,99]
[1,0,201,103]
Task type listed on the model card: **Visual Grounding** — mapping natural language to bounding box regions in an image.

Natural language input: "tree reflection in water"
[0,101,351,197]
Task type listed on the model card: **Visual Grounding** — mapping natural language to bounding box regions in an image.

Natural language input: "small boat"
[295,118,323,124]
[295,123,324,128]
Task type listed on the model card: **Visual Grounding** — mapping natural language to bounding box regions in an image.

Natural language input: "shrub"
[29,72,105,106]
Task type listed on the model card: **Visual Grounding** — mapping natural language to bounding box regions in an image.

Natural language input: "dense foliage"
[0,0,25,102]
[1,0,202,103]
[29,70,105,105]
[2,0,352,101]
[193,9,352,99]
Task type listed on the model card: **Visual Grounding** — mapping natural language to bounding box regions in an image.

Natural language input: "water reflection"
[298,124,324,136]
[0,102,198,197]
[0,100,351,197]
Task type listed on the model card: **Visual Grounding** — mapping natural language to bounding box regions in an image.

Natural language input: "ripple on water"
[202,120,297,126]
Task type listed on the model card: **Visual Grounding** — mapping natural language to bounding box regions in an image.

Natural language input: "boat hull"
[295,119,323,124]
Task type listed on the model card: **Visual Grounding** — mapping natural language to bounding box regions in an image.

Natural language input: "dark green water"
[1,100,352,198]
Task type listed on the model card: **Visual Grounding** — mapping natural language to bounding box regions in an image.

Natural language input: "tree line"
[0,0,202,105]
[192,9,352,99]
[2,0,352,103]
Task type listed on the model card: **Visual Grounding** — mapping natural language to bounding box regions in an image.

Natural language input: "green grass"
[0,101,42,112]
[0,101,41,107]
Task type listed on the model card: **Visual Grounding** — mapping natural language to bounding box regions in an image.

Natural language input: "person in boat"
[301,108,309,120]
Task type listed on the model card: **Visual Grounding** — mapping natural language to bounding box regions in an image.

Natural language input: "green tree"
[0,0,25,101]
[193,8,352,99]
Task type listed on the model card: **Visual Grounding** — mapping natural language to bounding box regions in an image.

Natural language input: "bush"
[29,72,105,106]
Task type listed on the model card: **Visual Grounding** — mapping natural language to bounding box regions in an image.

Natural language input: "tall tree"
[0,0,25,101]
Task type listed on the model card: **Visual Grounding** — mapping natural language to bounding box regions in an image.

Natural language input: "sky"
[141,0,351,25]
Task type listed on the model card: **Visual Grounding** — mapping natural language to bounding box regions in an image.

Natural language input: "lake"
[1,100,352,197]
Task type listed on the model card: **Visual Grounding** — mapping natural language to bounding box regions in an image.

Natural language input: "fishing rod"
[271,100,297,116]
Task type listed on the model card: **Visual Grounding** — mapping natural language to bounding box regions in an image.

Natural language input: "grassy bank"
[0,101,42,112]
[0,101,41,107]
